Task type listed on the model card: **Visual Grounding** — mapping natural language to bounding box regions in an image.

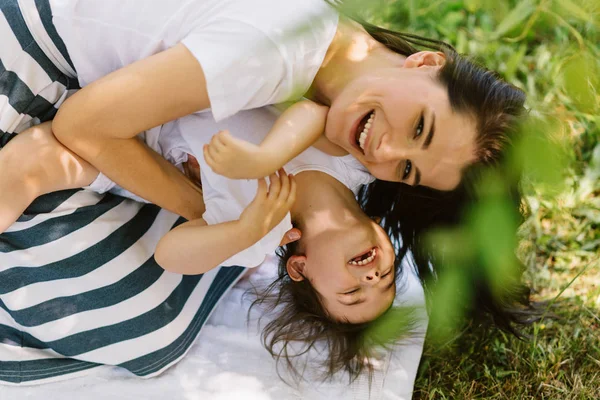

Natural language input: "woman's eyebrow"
[413,168,421,186]
[411,111,435,186]
[422,111,436,150]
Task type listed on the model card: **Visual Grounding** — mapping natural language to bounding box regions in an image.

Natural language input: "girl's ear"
[286,255,307,282]
[403,51,446,69]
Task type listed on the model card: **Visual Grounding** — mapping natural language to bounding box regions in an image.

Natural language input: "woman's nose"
[370,134,405,163]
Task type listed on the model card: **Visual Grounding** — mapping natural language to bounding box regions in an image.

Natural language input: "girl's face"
[286,214,396,323]
[325,52,478,191]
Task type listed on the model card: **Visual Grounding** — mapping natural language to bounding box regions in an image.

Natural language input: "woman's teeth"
[349,248,377,266]
[358,112,375,150]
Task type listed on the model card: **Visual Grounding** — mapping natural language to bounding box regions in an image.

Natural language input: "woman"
[0,0,491,210]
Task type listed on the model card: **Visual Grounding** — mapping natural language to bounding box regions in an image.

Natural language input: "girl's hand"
[204,130,275,179]
[239,169,296,242]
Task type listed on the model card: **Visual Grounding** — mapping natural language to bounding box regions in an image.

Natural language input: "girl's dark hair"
[253,3,535,383]
[252,239,418,383]
[251,240,372,382]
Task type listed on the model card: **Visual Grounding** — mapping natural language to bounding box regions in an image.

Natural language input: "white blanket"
[0,255,426,400]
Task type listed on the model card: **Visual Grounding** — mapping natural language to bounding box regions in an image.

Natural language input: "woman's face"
[325,53,478,191]
[287,213,396,324]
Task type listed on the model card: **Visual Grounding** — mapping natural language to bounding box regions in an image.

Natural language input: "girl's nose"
[363,269,381,284]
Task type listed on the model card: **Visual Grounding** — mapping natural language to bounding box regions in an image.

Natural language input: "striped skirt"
[0,0,246,385]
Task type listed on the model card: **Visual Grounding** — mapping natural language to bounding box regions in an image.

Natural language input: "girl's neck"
[307,17,405,106]
[289,170,362,232]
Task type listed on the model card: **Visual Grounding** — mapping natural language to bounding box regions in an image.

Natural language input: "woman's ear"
[403,51,446,69]
[286,255,307,282]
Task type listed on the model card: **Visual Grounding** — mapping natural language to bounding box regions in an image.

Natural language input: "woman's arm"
[53,44,208,219]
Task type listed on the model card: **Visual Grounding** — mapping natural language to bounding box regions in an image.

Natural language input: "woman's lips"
[348,110,373,154]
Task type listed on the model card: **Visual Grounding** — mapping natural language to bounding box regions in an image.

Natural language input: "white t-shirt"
[49,0,339,121]
[88,107,374,268]
[178,107,374,267]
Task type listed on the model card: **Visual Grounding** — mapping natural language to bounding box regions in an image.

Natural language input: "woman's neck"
[308,17,405,105]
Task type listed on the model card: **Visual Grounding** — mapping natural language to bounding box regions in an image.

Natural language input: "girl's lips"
[348,246,378,267]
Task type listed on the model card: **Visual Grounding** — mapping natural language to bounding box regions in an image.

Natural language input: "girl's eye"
[345,288,359,295]
[403,160,412,180]
[415,115,425,138]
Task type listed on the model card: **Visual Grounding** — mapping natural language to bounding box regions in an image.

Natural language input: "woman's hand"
[182,153,202,188]
[239,169,296,242]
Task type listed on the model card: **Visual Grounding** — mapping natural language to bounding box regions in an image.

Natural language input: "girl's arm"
[53,44,208,220]
[155,169,296,274]
[204,100,343,179]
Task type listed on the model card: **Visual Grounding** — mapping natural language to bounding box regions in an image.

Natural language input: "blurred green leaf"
[552,0,599,27]
[559,53,600,114]
[364,306,419,347]
[493,0,536,38]
[428,268,471,344]
[504,43,528,80]
[470,195,520,295]
[512,117,570,194]
[464,0,481,14]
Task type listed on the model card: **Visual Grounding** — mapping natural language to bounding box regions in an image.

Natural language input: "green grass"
[368,0,600,398]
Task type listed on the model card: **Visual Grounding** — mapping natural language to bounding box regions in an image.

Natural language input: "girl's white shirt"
[177,107,374,267]
[49,0,339,121]
[87,107,374,268]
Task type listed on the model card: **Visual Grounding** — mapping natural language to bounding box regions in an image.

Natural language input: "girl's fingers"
[279,168,290,198]
[256,178,268,199]
[216,130,229,146]
[287,174,297,205]
[203,145,215,167]
[209,134,222,154]
[267,172,281,199]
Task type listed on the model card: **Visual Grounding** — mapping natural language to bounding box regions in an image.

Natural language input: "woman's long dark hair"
[355,14,536,332]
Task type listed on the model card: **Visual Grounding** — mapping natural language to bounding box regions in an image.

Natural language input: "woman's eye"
[415,115,424,138]
[403,160,412,180]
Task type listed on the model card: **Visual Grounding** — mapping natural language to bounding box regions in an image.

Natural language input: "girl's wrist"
[236,218,263,246]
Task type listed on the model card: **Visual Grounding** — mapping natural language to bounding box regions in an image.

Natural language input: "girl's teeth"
[349,248,377,265]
